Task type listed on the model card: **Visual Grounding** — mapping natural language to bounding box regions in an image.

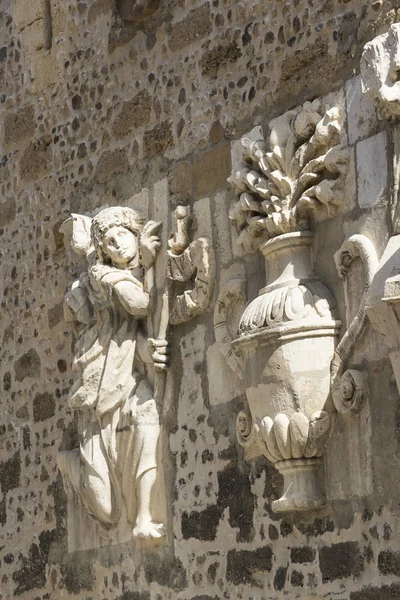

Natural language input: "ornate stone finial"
[228,99,349,252]
[361,24,400,118]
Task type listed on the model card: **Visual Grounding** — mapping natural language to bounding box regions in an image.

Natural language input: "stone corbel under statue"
[58,204,214,547]
[220,99,374,512]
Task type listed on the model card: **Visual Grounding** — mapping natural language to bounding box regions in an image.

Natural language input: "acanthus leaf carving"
[228,99,349,252]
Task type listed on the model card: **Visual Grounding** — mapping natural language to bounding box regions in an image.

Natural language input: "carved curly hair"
[91,206,146,264]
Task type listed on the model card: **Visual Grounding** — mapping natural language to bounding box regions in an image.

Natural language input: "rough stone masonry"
[1,0,400,599]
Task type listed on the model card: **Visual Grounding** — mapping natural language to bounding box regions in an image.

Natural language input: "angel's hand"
[60,213,93,256]
[148,338,170,371]
[140,220,162,268]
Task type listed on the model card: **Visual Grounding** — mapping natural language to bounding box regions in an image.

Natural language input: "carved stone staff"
[150,204,215,404]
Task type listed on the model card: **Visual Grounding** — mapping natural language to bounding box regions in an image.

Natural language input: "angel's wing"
[60,213,93,257]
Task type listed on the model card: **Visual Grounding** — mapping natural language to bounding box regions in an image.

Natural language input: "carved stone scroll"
[332,235,379,415]
[213,278,246,379]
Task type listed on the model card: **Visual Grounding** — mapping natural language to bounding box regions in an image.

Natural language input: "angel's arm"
[113,280,150,317]
[60,213,93,256]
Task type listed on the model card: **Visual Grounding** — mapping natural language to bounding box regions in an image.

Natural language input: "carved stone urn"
[222,99,374,512]
[233,231,340,511]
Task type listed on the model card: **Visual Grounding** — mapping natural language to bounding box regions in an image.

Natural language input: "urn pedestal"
[233,232,341,511]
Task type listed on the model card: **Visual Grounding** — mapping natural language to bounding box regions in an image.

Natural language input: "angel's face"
[101,225,137,267]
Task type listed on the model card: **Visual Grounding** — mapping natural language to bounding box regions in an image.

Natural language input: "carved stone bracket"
[213,278,246,379]
[332,235,379,415]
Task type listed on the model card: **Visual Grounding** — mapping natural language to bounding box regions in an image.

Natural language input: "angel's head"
[91,207,146,269]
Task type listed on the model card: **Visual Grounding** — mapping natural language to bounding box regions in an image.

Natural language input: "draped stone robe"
[63,265,161,526]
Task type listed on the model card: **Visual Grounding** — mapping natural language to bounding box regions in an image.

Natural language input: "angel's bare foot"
[132,520,166,539]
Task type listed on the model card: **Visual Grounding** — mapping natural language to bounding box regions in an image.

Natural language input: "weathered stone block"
[356,131,387,209]
[47,301,64,328]
[13,0,44,31]
[346,75,378,145]
[4,104,35,145]
[200,42,242,78]
[0,198,16,227]
[350,583,400,599]
[193,143,231,199]
[60,559,95,594]
[0,452,21,495]
[226,547,273,585]
[12,530,56,595]
[33,392,55,422]
[143,121,173,158]
[170,161,192,200]
[290,570,304,587]
[169,4,211,52]
[20,19,45,54]
[378,549,400,576]
[14,349,41,382]
[20,137,52,180]
[112,91,152,138]
[274,565,288,591]
[181,504,222,541]
[319,542,364,582]
[95,148,130,183]
[291,546,316,563]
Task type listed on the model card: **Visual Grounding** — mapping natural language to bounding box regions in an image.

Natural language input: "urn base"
[272,457,325,512]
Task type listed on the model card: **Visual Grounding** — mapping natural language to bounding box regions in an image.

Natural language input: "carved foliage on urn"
[229,98,349,252]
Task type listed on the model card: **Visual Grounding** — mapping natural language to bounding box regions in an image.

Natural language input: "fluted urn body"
[233,232,341,511]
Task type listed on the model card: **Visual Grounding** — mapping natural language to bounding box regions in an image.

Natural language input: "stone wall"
[1,0,400,598]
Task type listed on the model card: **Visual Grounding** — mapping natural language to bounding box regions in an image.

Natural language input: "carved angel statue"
[58,206,168,539]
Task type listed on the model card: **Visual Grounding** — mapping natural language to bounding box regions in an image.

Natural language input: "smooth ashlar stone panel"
[346,75,378,146]
[356,131,388,209]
